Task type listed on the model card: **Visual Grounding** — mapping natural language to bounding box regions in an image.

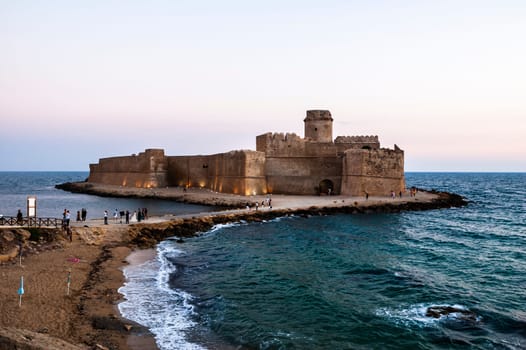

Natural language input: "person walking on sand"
[104,210,108,225]
[113,209,118,223]
[125,210,130,224]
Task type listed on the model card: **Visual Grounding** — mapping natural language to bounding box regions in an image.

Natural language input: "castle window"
[314,128,318,131]
[362,146,371,150]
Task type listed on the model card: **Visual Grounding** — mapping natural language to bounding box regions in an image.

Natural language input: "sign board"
[27,196,36,218]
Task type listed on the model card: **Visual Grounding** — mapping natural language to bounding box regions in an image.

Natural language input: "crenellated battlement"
[268,132,303,142]
[256,132,305,156]
[335,136,379,144]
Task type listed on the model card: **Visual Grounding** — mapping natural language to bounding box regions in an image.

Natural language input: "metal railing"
[0,216,63,228]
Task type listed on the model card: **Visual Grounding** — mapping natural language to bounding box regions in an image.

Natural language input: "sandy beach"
[0,187,466,349]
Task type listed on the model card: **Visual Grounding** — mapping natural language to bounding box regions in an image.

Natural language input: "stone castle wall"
[167,150,266,195]
[256,132,340,158]
[265,156,342,195]
[256,131,343,194]
[334,135,380,154]
[88,149,168,188]
[256,133,306,156]
[341,147,405,196]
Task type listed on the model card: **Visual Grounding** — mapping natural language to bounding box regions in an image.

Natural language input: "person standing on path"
[65,210,71,228]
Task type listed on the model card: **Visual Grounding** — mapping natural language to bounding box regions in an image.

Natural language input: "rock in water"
[425,306,478,322]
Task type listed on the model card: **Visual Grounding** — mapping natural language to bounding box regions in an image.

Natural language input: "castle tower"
[304,110,333,143]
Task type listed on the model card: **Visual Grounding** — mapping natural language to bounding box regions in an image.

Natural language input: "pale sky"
[1,0,525,171]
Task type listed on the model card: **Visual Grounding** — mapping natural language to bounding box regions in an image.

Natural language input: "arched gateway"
[319,179,334,195]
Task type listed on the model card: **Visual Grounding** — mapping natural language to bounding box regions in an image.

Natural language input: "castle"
[88,110,405,196]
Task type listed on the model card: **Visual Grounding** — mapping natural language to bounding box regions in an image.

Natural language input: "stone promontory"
[56,181,468,249]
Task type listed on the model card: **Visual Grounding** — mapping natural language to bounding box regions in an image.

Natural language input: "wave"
[207,221,246,235]
[200,215,295,236]
[118,245,205,350]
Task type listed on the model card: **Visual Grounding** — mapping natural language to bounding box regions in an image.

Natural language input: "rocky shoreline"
[127,190,468,248]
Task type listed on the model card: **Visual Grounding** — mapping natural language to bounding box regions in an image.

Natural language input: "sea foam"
[118,244,205,350]
[375,303,478,328]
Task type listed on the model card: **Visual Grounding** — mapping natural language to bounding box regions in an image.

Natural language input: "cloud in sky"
[1,0,525,171]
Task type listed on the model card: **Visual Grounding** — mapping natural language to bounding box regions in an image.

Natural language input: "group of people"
[390,190,404,199]
[75,208,88,222]
[246,196,272,211]
[383,188,417,199]
[61,208,88,228]
[57,207,151,226]
[103,208,148,225]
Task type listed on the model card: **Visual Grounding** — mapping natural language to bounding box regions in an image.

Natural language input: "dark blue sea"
[2,172,525,349]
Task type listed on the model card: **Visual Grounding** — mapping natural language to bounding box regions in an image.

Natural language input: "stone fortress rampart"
[88,110,405,196]
[88,149,168,188]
